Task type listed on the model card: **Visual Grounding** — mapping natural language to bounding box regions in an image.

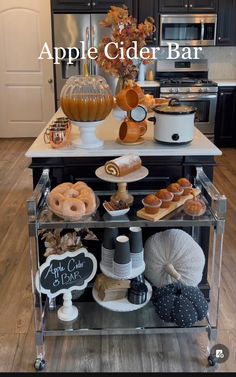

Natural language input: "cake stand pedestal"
[72,120,104,149]
[95,166,149,206]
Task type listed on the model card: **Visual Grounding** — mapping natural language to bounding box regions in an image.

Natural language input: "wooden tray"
[136,188,201,221]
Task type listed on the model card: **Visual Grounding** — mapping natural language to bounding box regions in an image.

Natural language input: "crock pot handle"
[147,116,156,124]
[169,98,181,107]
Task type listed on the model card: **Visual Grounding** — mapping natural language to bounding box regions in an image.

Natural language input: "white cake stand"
[100,261,145,280]
[72,120,104,149]
[92,280,152,312]
[95,165,149,206]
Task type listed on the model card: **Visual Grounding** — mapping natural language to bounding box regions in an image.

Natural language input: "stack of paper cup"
[101,227,119,269]
[113,235,132,278]
[129,227,144,269]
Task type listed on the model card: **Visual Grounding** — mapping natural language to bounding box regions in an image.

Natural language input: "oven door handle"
[162,94,217,100]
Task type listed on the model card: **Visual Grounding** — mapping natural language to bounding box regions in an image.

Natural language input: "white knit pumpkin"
[144,229,205,287]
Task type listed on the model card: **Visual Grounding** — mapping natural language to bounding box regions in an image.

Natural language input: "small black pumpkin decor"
[152,283,208,327]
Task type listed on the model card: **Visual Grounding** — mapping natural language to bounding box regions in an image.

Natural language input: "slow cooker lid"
[153,104,196,115]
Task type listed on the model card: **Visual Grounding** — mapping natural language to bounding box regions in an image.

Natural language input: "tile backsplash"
[145,46,236,80]
[200,47,236,79]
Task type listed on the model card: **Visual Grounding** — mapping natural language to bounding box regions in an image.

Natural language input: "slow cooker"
[149,99,197,144]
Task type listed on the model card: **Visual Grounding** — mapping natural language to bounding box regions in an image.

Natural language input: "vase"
[138,62,145,82]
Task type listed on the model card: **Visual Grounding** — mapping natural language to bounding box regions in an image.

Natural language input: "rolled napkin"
[105,154,142,177]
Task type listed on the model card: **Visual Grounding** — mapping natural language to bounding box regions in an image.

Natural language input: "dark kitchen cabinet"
[140,86,160,97]
[134,0,158,45]
[51,0,133,13]
[90,0,133,12]
[159,0,189,12]
[159,0,217,13]
[214,87,236,148]
[216,0,236,46]
[51,0,93,12]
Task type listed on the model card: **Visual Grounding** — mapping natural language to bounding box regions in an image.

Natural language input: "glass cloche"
[60,75,114,122]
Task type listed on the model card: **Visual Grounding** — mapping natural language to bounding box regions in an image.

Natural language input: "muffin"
[177,178,193,195]
[142,194,162,214]
[167,183,184,202]
[155,189,174,208]
[183,197,206,216]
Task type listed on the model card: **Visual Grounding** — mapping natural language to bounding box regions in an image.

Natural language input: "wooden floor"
[0,138,235,373]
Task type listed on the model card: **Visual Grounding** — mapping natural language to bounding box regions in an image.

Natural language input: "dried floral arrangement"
[96,6,156,81]
[39,228,98,257]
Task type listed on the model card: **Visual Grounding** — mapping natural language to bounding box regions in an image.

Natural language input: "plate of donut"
[47,181,100,221]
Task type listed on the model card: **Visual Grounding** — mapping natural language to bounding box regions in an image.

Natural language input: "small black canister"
[128,280,148,305]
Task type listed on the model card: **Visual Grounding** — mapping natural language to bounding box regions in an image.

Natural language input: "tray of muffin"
[137,178,206,221]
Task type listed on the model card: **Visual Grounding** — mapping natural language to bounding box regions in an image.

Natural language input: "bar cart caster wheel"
[34,358,46,371]
[208,355,216,367]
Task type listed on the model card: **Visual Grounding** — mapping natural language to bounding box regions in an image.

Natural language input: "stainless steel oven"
[160,14,217,46]
[160,92,217,140]
[157,59,218,141]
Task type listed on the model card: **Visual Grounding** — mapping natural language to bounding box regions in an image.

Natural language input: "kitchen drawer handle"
[88,2,91,6]
[185,3,188,7]
[218,37,221,41]
[189,3,193,7]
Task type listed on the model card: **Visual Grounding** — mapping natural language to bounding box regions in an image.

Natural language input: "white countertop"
[212,79,236,87]
[25,108,222,158]
[136,80,160,87]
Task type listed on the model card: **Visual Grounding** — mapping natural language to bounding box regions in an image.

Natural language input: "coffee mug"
[55,117,71,131]
[119,119,147,143]
[116,87,139,111]
[44,124,70,148]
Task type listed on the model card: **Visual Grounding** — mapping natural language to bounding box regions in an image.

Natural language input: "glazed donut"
[79,191,96,214]
[62,198,86,220]
[63,188,80,198]
[52,182,73,194]
[72,181,88,192]
[48,181,97,219]
[79,187,94,196]
[48,192,65,213]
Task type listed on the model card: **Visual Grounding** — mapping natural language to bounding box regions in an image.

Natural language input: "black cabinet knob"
[172,133,180,141]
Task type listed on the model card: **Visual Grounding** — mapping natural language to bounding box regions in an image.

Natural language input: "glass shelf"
[35,192,216,230]
[42,300,211,337]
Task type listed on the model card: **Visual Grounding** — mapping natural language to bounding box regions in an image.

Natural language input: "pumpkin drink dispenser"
[60,75,114,149]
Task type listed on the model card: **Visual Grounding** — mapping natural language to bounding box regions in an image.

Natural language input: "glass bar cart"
[27,167,227,370]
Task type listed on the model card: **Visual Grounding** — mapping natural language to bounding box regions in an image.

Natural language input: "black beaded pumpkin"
[152,283,208,327]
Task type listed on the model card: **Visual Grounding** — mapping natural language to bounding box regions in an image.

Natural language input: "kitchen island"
[26,109,222,301]
[26,108,221,188]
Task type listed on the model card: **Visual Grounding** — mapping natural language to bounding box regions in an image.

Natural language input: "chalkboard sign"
[36,248,97,298]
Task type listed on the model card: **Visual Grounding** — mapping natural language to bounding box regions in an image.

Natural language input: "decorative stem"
[165,263,182,281]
